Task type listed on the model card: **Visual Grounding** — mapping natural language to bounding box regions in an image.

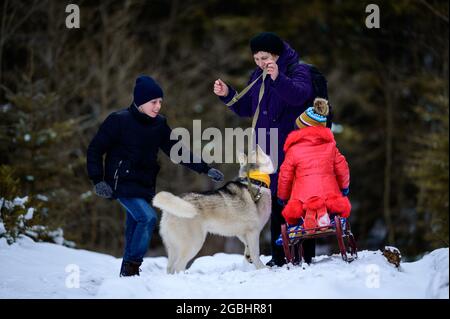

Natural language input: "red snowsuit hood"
[283,126,335,152]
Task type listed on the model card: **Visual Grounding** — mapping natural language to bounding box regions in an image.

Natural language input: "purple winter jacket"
[220,42,314,195]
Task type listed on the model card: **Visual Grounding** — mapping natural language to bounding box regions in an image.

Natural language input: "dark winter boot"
[265,257,287,267]
[120,260,142,277]
[267,198,287,268]
[302,239,316,264]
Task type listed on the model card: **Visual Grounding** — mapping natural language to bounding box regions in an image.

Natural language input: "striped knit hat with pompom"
[295,98,329,129]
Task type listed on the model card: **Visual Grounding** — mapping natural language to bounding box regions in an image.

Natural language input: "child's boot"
[304,209,317,233]
[316,206,330,228]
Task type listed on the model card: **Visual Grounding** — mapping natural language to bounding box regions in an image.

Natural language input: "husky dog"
[153,145,275,274]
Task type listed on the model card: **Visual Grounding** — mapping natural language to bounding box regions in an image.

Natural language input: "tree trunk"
[384,88,395,244]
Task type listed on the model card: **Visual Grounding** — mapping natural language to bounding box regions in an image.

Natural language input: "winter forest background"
[0,0,448,261]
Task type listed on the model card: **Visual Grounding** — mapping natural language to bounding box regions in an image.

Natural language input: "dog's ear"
[256,144,267,158]
[256,145,270,165]
[238,152,247,166]
[255,145,275,174]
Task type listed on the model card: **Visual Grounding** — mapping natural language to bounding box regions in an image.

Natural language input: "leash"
[249,69,268,202]
[226,68,269,202]
[226,68,268,134]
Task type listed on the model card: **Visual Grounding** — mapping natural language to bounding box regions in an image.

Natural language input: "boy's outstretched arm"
[159,118,223,181]
[86,114,120,184]
[277,150,296,200]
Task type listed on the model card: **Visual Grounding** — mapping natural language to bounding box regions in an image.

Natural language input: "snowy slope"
[0,236,448,299]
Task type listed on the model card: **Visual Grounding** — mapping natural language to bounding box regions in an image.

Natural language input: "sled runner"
[277,214,358,264]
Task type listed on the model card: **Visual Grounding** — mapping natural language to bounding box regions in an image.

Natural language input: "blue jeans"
[117,198,157,263]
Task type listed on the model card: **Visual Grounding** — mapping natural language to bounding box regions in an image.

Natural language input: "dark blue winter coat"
[219,41,314,195]
[86,104,210,201]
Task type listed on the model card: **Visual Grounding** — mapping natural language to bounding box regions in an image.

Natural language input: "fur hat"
[250,32,284,56]
[295,98,329,129]
[133,75,164,107]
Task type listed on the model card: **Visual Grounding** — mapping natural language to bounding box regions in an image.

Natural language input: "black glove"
[277,198,288,207]
[94,181,113,198]
[342,187,349,196]
[207,168,224,182]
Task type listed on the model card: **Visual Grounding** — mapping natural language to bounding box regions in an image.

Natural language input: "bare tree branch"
[418,0,449,23]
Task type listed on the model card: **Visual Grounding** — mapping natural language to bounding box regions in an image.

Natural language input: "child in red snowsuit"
[277,98,351,230]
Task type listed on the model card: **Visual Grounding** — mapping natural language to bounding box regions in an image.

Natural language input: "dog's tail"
[152,191,198,218]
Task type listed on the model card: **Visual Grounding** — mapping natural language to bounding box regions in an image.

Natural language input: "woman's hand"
[214,79,229,97]
[265,60,279,81]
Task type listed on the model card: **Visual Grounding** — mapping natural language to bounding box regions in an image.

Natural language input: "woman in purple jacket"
[214,32,316,266]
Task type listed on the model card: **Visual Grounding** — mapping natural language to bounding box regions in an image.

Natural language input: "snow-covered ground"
[0,236,448,299]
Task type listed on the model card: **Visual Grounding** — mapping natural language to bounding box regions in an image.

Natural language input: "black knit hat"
[250,32,284,56]
[133,75,164,107]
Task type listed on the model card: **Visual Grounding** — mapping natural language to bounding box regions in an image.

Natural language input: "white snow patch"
[13,196,28,208]
[424,248,449,299]
[24,208,34,220]
[80,191,92,200]
[36,195,49,202]
[0,239,448,299]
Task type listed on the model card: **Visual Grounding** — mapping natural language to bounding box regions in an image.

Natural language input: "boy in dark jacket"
[87,75,223,277]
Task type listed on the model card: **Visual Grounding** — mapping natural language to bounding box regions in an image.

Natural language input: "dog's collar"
[238,177,269,188]
[238,177,270,189]
[238,177,263,203]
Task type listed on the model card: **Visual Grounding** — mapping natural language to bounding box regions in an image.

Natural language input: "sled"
[280,215,358,265]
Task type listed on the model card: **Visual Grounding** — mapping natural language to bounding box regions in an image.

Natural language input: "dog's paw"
[254,262,266,270]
